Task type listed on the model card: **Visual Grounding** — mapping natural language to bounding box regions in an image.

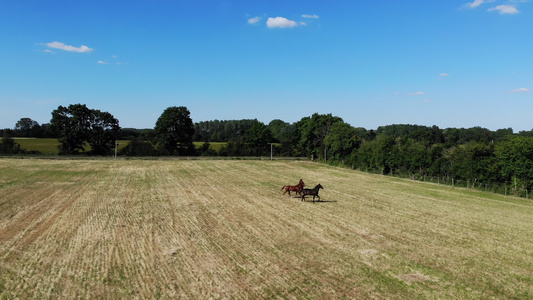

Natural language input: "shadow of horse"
[311,199,337,203]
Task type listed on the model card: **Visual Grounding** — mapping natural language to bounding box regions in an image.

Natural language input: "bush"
[0,134,24,154]
[119,140,158,156]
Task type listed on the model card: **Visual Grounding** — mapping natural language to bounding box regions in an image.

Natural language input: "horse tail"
[281,186,286,191]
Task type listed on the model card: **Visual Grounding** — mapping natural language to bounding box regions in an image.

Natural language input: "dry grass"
[1,158,532,299]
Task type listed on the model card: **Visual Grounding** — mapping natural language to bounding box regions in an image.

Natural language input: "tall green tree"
[372,135,397,175]
[50,104,120,155]
[15,118,42,137]
[268,119,288,142]
[87,110,121,155]
[51,104,92,154]
[296,113,343,160]
[396,138,429,175]
[324,122,361,161]
[427,143,447,178]
[244,121,273,156]
[155,106,195,155]
[355,140,375,171]
[446,142,495,185]
[495,136,533,192]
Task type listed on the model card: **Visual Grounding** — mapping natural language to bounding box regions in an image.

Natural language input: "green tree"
[244,121,273,156]
[495,136,533,193]
[15,118,42,137]
[446,142,495,186]
[427,143,447,178]
[0,132,23,154]
[268,119,289,142]
[193,119,260,142]
[87,110,121,155]
[50,104,120,155]
[51,104,92,154]
[268,121,297,156]
[296,113,343,160]
[371,135,397,175]
[324,122,361,162]
[155,106,195,155]
[396,138,429,176]
[356,140,376,171]
[494,128,513,141]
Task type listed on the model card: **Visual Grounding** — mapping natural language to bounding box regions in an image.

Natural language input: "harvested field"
[1,158,533,299]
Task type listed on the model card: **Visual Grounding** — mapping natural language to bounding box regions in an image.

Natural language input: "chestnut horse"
[301,184,324,203]
[281,179,305,196]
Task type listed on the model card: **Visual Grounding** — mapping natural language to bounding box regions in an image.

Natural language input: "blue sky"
[1,0,532,131]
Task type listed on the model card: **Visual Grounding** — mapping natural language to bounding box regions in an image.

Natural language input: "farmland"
[1,158,532,299]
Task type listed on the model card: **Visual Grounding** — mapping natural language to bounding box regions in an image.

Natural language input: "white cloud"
[461,0,498,9]
[266,17,298,29]
[248,16,261,24]
[98,60,109,64]
[439,73,450,77]
[467,0,486,8]
[43,49,55,54]
[488,5,520,14]
[302,14,319,19]
[407,92,425,96]
[508,87,530,93]
[44,41,93,53]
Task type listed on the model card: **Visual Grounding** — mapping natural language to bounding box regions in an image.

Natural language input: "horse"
[281,179,305,196]
[301,184,324,203]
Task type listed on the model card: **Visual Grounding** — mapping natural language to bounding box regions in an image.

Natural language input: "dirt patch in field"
[398,272,433,284]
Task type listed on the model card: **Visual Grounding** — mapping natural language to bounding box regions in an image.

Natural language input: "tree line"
[2,103,533,197]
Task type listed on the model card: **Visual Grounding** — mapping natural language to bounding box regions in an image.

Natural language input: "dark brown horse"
[301,184,324,202]
[281,179,305,196]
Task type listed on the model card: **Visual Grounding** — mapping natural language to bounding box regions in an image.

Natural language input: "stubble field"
[1,158,532,299]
